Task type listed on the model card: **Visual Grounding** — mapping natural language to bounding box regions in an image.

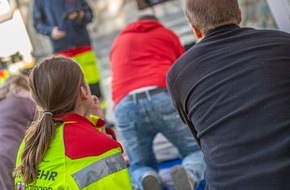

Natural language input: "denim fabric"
[114,90,205,190]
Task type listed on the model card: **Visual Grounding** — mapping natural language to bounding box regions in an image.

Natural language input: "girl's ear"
[80,86,90,100]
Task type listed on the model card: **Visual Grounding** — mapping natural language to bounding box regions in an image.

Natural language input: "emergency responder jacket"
[15,113,132,189]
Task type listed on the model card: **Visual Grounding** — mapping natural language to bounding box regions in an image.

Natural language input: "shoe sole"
[141,175,163,190]
[171,166,195,190]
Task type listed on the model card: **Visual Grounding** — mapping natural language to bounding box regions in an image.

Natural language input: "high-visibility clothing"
[15,113,132,190]
[57,46,101,85]
[73,50,101,84]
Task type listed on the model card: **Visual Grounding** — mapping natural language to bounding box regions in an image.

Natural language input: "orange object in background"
[0,70,9,83]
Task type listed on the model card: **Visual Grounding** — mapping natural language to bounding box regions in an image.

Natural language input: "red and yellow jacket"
[15,113,132,190]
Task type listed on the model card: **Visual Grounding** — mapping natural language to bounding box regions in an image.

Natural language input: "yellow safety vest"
[15,113,132,190]
[73,50,101,84]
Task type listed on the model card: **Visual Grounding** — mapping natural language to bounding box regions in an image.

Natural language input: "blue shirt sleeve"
[32,0,54,36]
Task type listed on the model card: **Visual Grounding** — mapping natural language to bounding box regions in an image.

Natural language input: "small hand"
[51,27,66,40]
[77,10,85,20]
[90,95,105,119]
[67,11,79,20]
[67,10,85,21]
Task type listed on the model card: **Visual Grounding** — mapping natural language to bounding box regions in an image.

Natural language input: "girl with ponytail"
[13,56,132,189]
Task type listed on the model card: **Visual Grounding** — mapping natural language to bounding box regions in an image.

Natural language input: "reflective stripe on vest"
[72,152,127,189]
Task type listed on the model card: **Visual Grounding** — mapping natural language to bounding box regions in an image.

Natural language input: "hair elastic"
[43,110,53,116]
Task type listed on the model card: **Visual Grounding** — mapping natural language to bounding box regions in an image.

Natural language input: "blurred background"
[0,0,286,123]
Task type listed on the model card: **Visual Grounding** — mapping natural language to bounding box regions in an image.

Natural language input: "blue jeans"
[114,89,205,190]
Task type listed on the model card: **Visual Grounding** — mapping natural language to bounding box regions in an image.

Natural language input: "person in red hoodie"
[110,15,205,190]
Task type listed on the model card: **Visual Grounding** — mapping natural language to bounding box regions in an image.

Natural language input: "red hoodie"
[110,20,184,107]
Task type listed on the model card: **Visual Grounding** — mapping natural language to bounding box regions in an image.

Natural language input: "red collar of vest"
[54,113,95,127]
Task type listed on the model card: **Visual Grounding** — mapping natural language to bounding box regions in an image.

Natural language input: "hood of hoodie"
[120,20,163,34]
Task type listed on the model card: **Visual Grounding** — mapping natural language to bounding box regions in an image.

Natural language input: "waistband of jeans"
[127,88,167,100]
